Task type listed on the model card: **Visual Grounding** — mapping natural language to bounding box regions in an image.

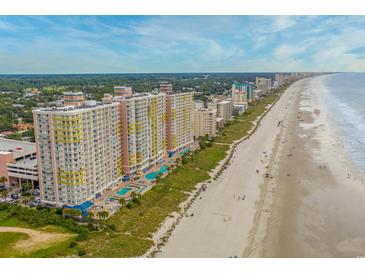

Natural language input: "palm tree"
[86,211,94,222]
[130,191,137,199]
[119,198,126,207]
[175,158,181,167]
[97,210,109,220]
[0,176,6,185]
[155,174,162,183]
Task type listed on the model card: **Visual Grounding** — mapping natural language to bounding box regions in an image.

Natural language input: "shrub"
[107,223,117,231]
[69,241,78,248]
[77,249,86,256]
[75,232,89,241]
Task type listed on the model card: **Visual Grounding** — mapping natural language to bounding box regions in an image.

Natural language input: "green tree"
[119,198,126,207]
[130,191,137,199]
[175,158,181,167]
[97,211,109,220]
[0,176,6,185]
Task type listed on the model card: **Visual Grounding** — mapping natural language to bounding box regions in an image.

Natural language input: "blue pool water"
[145,165,168,180]
[179,148,190,156]
[117,187,132,196]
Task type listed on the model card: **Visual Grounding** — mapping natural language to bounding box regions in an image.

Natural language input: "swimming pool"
[116,187,132,196]
[145,165,168,180]
[179,148,190,156]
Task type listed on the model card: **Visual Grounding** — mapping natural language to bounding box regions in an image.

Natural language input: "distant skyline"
[1,16,365,74]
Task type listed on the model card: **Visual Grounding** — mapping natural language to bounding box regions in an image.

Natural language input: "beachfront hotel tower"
[165,92,194,156]
[33,99,122,206]
[232,82,255,103]
[193,107,217,138]
[115,92,167,175]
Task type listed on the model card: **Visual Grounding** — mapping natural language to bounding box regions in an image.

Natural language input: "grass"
[80,232,153,258]
[0,232,29,257]
[0,210,77,257]
[26,238,77,258]
[79,88,286,257]
[0,211,31,228]
[214,92,282,144]
[0,86,287,258]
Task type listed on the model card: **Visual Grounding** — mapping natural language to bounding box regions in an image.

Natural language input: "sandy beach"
[158,76,365,258]
[250,76,365,257]
[158,78,300,257]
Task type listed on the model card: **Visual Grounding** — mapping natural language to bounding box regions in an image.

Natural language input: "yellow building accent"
[57,168,86,186]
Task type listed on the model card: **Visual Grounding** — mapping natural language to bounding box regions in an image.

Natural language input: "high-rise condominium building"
[232,82,255,103]
[193,108,217,138]
[116,93,166,175]
[208,100,233,123]
[255,77,272,95]
[166,92,194,155]
[33,101,122,206]
[160,82,173,94]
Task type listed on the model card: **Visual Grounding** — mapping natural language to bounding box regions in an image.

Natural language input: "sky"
[1,16,365,74]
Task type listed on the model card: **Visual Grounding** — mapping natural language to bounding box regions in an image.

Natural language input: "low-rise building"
[160,82,173,94]
[114,86,133,97]
[233,103,248,115]
[0,138,38,190]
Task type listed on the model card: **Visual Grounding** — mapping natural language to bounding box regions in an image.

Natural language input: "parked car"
[0,184,6,190]
[10,194,19,200]
[31,199,41,207]
[33,189,40,195]
[5,198,16,205]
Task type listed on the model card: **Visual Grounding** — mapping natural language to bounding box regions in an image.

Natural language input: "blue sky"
[1,16,365,73]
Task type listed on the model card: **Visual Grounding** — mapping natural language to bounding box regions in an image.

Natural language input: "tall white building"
[115,93,166,175]
[166,92,194,155]
[255,77,272,95]
[33,102,122,206]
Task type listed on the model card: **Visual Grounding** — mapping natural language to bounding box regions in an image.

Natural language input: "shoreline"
[144,86,285,257]
[156,79,302,257]
[250,75,365,257]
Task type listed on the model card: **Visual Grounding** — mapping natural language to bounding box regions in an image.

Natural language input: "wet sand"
[248,76,365,257]
[159,76,365,258]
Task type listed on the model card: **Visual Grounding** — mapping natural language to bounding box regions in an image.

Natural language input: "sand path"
[0,226,71,252]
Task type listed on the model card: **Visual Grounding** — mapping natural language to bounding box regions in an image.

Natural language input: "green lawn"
[0,232,29,257]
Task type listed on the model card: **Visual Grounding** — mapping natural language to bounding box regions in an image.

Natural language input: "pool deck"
[89,142,199,218]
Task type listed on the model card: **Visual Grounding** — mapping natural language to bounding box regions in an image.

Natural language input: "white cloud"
[272,16,297,32]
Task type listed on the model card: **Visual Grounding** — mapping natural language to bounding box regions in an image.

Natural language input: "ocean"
[322,73,365,173]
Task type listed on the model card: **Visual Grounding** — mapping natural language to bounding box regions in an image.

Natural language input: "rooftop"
[233,82,255,87]
[7,156,37,170]
[63,91,84,96]
[0,137,36,159]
